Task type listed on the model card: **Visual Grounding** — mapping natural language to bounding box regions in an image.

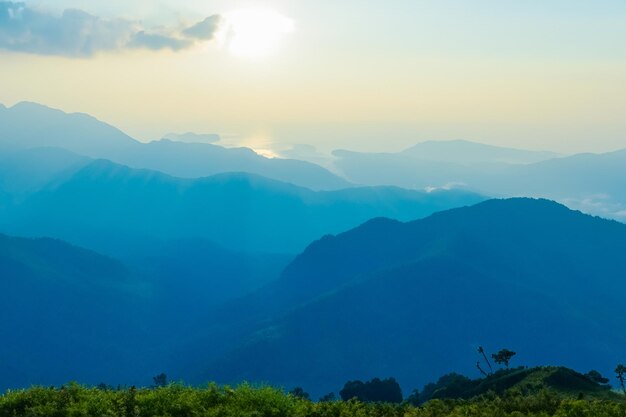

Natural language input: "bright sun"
[217,9,295,59]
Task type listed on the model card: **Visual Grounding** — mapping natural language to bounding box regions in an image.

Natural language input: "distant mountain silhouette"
[0,102,348,190]
[0,102,137,155]
[332,142,626,219]
[162,132,221,144]
[334,140,558,166]
[0,147,89,202]
[400,140,559,164]
[199,198,626,396]
[118,139,349,190]
[0,159,484,254]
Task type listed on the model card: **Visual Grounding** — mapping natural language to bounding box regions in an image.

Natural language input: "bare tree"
[477,346,493,375]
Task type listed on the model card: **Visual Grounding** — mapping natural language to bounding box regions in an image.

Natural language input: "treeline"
[1,382,625,417]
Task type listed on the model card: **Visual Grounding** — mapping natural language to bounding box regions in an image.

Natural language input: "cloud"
[130,31,191,51]
[182,15,221,40]
[425,182,466,193]
[560,194,626,221]
[0,1,221,57]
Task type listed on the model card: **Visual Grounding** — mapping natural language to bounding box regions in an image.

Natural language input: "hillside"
[0,147,89,202]
[0,233,151,389]
[198,199,626,396]
[0,159,484,254]
[0,231,294,392]
[418,366,623,403]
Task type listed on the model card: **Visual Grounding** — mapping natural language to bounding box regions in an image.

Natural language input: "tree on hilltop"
[491,349,516,369]
[584,370,609,385]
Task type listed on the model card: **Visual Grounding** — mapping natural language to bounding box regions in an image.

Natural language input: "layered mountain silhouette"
[0,230,293,391]
[332,141,626,220]
[198,198,626,396]
[0,159,484,254]
[0,102,347,190]
[2,101,625,397]
[162,132,221,144]
[334,140,558,166]
[0,147,89,204]
[0,233,152,388]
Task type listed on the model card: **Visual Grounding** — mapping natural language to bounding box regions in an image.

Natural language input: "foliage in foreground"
[1,383,626,417]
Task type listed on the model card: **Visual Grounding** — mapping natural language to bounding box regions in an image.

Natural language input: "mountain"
[0,147,89,203]
[125,237,292,312]
[334,140,558,167]
[0,102,348,190]
[0,159,485,254]
[0,232,151,389]
[499,150,626,217]
[0,102,138,156]
[0,230,293,391]
[400,140,559,164]
[199,199,626,397]
[162,132,221,144]
[331,140,559,191]
[117,139,350,190]
[332,142,626,219]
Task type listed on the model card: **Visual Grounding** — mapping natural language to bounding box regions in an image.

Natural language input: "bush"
[339,377,403,403]
[1,383,625,417]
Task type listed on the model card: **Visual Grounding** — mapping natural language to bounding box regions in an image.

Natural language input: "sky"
[1,0,626,154]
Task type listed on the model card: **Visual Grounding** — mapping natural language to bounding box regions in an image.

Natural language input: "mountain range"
[332,141,626,220]
[1,100,626,398]
[0,232,151,388]
[0,230,295,390]
[2,196,625,394]
[0,102,347,190]
[192,198,626,396]
[4,101,626,222]
[0,154,484,254]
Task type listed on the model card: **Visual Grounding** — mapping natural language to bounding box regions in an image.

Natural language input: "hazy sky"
[2,0,626,154]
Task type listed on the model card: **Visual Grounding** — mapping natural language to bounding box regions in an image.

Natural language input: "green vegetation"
[418,366,624,403]
[2,362,625,416]
[1,379,625,417]
[339,377,403,403]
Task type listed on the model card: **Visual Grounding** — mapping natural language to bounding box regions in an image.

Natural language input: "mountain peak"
[11,101,54,110]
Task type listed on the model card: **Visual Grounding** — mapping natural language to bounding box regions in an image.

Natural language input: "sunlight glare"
[217,9,295,59]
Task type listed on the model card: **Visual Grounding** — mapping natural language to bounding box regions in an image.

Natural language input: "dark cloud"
[182,15,221,40]
[0,1,221,57]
